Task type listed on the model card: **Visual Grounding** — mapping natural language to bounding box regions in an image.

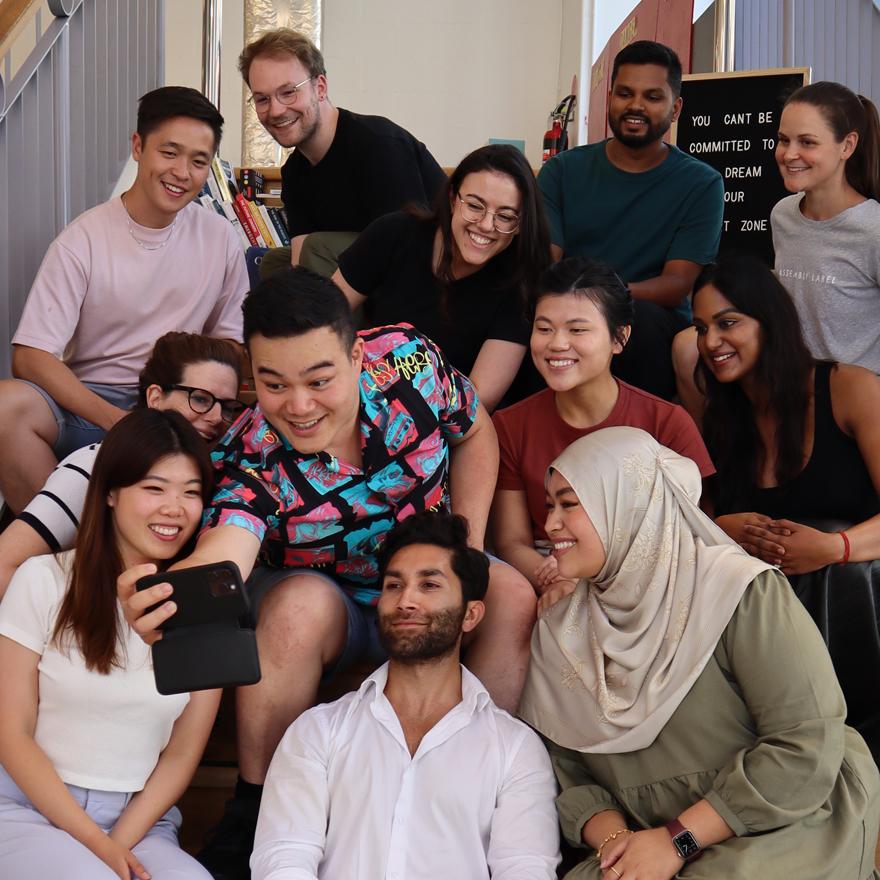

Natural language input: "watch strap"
[665,818,703,862]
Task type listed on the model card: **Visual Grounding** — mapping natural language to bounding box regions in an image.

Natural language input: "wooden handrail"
[0,0,44,57]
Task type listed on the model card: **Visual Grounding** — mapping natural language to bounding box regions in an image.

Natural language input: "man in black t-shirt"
[238,29,446,278]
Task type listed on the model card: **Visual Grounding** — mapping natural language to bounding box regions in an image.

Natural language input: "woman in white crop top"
[0,408,220,880]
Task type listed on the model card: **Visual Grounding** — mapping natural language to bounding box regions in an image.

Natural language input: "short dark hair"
[138,332,242,406]
[136,86,224,151]
[535,257,634,347]
[611,40,682,97]
[242,267,356,350]
[377,512,490,604]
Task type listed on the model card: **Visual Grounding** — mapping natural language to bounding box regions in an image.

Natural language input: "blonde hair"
[238,28,326,85]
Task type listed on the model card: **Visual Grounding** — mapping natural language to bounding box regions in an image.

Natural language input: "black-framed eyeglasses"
[456,195,520,234]
[247,76,314,114]
[165,385,247,423]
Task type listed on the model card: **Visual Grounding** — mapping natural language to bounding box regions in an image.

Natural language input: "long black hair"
[694,255,814,512]
[419,144,551,314]
[53,409,213,673]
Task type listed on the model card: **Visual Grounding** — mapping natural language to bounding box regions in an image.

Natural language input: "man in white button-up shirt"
[251,511,560,880]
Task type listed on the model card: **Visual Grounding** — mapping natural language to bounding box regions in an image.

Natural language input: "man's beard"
[379,605,466,664]
[608,109,673,148]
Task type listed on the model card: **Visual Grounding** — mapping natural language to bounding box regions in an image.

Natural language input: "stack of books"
[198,159,290,250]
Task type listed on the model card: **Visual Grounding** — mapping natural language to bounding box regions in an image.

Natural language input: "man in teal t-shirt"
[538,40,722,400]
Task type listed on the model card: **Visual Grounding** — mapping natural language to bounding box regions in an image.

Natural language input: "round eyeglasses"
[456,195,520,234]
[165,385,247,424]
[247,76,314,114]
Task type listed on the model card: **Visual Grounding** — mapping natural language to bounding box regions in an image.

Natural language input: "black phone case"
[135,561,250,630]
[136,562,261,695]
[151,623,261,695]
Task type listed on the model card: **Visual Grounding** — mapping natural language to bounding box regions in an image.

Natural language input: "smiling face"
[450,170,521,275]
[247,54,324,149]
[608,63,681,148]
[378,543,482,662]
[108,453,204,568]
[692,283,764,384]
[531,292,625,392]
[544,470,606,581]
[146,360,241,444]
[776,101,856,196]
[250,327,364,457]
[128,116,215,227]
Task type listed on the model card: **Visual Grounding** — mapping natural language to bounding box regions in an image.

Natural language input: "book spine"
[232,194,260,246]
[218,158,239,198]
[220,202,252,249]
[206,169,226,204]
[246,201,273,248]
[212,157,232,202]
[257,204,281,248]
[266,206,291,246]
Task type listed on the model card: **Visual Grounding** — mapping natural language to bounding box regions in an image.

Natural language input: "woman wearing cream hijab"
[520,427,879,880]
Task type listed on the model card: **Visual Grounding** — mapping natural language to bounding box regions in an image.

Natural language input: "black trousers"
[611,299,689,401]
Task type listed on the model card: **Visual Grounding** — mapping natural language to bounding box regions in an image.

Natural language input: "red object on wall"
[542,119,563,162]
[586,0,694,143]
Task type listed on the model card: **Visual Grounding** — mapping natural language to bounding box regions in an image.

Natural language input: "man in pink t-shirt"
[0,87,249,512]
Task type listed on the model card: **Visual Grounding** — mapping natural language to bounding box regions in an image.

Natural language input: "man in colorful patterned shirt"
[123,268,536,880]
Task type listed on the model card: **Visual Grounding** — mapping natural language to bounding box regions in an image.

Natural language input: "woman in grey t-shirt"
[772,81,880,373]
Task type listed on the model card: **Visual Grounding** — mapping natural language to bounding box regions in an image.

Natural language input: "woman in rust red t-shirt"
[491,257,713,614]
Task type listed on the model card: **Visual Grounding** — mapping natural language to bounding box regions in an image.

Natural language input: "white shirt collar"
[358,661,492,714]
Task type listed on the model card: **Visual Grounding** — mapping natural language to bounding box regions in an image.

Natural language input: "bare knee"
[256,575,348,664]
[0,380,56,439]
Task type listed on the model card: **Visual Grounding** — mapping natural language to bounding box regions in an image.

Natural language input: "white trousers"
[0,766,211,879]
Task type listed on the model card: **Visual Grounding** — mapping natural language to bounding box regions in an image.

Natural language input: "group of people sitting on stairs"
[0,25,877,880]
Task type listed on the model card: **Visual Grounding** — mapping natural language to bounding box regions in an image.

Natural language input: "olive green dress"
[549,571,880,879]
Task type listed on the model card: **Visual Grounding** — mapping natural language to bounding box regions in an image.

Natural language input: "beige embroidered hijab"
[519,426,772,754]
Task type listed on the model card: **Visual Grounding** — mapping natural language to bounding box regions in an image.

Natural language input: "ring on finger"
[610,868,622,879]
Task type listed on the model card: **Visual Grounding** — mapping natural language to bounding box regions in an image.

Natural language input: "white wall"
[322,0,564,168]
[128,0,713,178]
[164,0,245,164]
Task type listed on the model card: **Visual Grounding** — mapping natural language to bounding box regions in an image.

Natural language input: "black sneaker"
[196,795,259,880]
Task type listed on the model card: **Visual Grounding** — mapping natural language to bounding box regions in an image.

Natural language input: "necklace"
[121,193,178,251]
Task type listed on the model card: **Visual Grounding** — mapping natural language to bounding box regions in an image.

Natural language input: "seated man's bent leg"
[257,245,293,280]
[297,231,359,278]
[0,379,60,512]
[611,300,688,401]
[464,560,536,713]
[236,570,350,784]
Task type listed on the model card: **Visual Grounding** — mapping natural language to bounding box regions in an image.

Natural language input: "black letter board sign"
[672,67,809,264]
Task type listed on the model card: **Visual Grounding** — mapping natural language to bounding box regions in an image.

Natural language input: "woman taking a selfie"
[521,427,879,880]
[0,409,219,879]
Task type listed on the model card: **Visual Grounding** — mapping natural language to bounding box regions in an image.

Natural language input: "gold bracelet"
[597,828,633,859]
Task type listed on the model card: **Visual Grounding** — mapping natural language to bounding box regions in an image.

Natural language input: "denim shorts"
[22,379,139,459]
[245,566,387,677]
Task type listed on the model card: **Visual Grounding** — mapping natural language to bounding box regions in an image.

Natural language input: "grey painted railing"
[0,0,164,378]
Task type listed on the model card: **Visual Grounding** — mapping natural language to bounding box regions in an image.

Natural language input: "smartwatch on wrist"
[665,818,703,862]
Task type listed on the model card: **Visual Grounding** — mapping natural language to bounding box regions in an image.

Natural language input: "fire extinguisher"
[542,88,577,163]
[542,118,563,163]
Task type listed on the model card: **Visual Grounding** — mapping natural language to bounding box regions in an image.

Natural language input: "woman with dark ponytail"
[773,81,880,373]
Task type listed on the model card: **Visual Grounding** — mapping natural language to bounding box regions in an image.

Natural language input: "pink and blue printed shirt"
[202,325,479,605]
